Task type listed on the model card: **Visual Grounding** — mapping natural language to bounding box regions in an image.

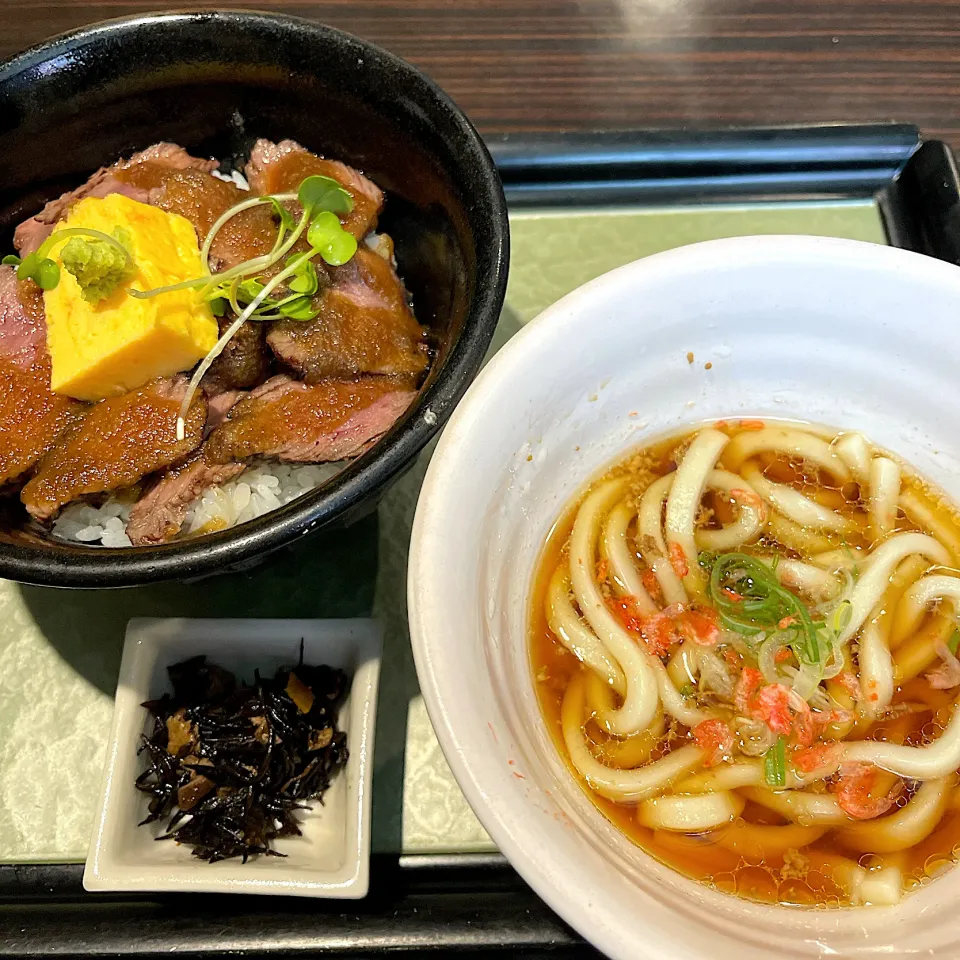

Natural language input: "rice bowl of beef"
[0,11,508,587]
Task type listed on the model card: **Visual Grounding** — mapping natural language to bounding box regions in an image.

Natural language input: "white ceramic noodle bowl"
[407,236,960,960]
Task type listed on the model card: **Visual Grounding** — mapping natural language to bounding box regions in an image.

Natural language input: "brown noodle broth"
[530,420,960,907]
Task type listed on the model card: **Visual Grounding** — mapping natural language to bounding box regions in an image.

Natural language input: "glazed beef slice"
[14,142,218,254]
[204,375,415,464]
[245,139,383,238]
[21,377,206,520]
[0,360,81,488]
[267,248,428,382]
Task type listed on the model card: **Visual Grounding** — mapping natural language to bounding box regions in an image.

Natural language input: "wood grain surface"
[5,1,960,147]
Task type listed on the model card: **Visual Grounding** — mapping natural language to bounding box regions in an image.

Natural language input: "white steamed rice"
[51,462,344,547]
[210,168,250,190]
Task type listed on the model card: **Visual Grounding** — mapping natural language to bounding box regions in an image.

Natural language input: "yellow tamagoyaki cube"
[43,193,217,401]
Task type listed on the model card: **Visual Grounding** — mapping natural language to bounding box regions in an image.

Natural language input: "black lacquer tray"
[2,122,958,959]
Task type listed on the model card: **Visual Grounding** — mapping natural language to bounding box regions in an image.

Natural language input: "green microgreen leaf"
[950,630,960,656]
[209,297,227,317]
[298,175,353,215]
[269,197,296,231]
[15,252,39,283]
[237,278,267,302]
[12,251,60,290]
[2,254,21,266]
[322,230,357,266]
[286,258,319,296]
[308,210,358,266]
[35,258,61,290]
[278,296,319,321]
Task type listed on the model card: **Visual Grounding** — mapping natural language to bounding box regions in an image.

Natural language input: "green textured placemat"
[0,199,885,864]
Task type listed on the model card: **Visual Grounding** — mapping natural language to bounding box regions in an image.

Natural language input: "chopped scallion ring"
[764,737,787,788]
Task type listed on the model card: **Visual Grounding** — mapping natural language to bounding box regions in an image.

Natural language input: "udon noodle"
[531,420,960,907]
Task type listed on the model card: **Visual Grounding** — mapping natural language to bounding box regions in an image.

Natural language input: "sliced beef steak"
[205,315,270,391]
[131,168,280,272]
[203,387,244,435]
[141,168,244,241]
[245,139,384,239]
[129,373,415,544]
[121,165,306,280]
[266,248,428,381]
[21,377,206,520]
[14,143,218,254]
[0,267,47,371]
[127,144,219,172]
[204,375,415,464]
[0,360,81,488]
[117,142,336,278]
[15,174,148,255]
[126,454,244,546]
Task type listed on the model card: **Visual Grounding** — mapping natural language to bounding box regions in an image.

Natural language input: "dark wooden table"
[6,1,960,149]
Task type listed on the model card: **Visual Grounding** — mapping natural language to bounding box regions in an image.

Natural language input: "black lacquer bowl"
[0,11,509,587]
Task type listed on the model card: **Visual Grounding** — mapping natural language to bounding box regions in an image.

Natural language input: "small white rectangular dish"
[84,617,382,898]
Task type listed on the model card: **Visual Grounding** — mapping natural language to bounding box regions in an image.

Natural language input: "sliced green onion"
[763,737,786,788]
[704,552,823,666]
[790,658,825,702]
[949,630,960,656]
[829,599,853,636]
[757,631,793,684]
[819,631,846,680]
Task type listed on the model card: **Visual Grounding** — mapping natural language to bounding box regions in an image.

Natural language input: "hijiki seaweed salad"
[138,654,349,862]
[0,141,429,546]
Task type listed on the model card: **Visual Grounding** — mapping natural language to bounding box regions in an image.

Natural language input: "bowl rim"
[0,9,509,587]
[408,235,960,960]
